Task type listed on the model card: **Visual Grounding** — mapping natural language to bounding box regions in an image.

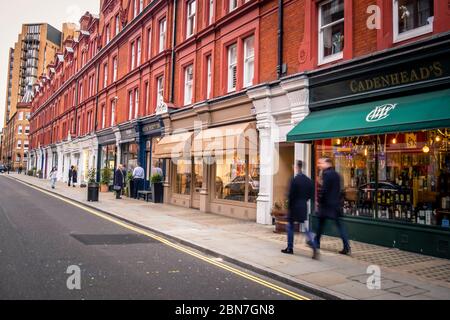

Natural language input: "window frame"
[318,0,345,65]
[243,35,255,88]
[159,18,167,53]
[227,44,238,93]
[186,0,197,38]
[184,64,194,105]
[393,0,434,43]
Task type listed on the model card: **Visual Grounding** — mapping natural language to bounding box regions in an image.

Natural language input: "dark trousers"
[287,221,316,250]
[133,178,144,199]
[115,189,122,199]
[315,216,350,250]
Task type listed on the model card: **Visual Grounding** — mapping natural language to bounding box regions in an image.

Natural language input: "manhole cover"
[70,233,157,245]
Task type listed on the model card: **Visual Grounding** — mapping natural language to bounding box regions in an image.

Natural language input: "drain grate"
[70,233,157,245]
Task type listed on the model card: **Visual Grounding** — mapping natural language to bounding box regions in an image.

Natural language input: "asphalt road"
[0,175,319,300]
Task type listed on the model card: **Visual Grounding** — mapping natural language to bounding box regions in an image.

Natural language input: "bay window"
[318,0,344,65]
[394,0,434,42]
[184,65,194,105]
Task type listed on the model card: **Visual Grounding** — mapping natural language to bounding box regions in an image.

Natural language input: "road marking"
[7,177,311,300]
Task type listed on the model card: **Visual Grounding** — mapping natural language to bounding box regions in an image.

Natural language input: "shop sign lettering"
[350,62,444,94]
[366,104,397,122]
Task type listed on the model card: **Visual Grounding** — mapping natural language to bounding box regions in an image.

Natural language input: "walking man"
[314,157,351,255]
[114,164,125,199]
[49,167,57,189]
[132,162,145,199]
[282,160,318,259]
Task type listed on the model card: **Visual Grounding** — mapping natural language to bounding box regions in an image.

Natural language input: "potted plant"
[151,173,164,203]
[271,199,299,233]
[36,169,42,179]
[87,168,99,202]
[100,167,112,192]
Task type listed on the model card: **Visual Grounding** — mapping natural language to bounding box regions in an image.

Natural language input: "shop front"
[155,95,259,221]
[287,35,450,258]
[97,128,120,175]
[140,116,164,189]
[119,122,140,173]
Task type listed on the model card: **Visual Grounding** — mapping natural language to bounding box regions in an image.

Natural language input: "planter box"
[152,183,164,203]
[100,184,109,193]
[272,210,300,233]
[310,214,450,259]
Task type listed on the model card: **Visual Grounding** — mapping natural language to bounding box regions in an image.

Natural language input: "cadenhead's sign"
[309,47,450,109]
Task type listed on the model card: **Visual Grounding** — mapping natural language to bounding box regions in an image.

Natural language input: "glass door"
[191,157,204,209]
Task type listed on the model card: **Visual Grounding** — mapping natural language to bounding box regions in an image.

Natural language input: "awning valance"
[153,131,193,159]
[287,89,450,142]
[193,122,258,157]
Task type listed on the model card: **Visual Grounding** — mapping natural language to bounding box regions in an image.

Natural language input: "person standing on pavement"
[114,164,125,199]
[132,162,145,199]
[68,166,74,186]
[49,167,58,189]
[282,160,318,259]
[314,157,351,255]
[71,166,78,188]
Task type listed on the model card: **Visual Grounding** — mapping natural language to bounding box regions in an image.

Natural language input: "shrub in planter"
[36,170,42,179]
[125,172,133,197]
[151,174,164,203]
[87,168,99,202]
[100,167,112,192]
[271,200,299,233]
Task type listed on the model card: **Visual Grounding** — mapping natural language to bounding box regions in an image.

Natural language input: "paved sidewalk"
[6,173,450,300]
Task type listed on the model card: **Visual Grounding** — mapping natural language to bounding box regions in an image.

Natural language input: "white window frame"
[207,56,212,99]
[187,0,196,38]
[157,76,164,106]
[318,0,344,65]
[137,38,142,66]
[111,100,116,127]
[25,126,30,134]
[227,44,237,93]
[140,0,144,13]
[208,0,214,25]
[104,63,108,88]
[24,140,29,150]
[101,105,106,129]
[17,139,22,149]
[134,0,139,18]
[229,0,238,12]
[134,88,140,119]
[159,19,167,53]
[129,91,134,120]
[18,112,24,120]
[131,41,136,70]
[184,65,194,105]
[106,25,111,44]
[18,125,23,134]
[115,15,120,36]
[243,36,255,88]
[147,28,152,59]
[113,57,118,82]
[393,0,434,43]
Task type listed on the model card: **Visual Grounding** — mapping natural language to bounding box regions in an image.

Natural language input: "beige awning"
[192,122,258,157]
[154,131,194,159]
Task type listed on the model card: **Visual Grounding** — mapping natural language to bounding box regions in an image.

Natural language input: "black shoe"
[312,249,320,260]
[339,248,351,255]
[281,248,293,255]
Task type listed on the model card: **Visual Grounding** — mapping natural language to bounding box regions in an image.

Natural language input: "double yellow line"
[12,177,310,300]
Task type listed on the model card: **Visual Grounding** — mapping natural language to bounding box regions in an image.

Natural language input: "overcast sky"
[0,0,100,130]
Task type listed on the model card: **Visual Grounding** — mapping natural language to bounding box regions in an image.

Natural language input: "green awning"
[287,89,450,142]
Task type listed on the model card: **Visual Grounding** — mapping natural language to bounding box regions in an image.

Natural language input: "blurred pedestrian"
[132,162,145,199]
[49,167,58,189]
[72,166,78,187]
[282,160,318,259]
[114,164,125,199]
[68,166,74,186]
[314,157,351,255]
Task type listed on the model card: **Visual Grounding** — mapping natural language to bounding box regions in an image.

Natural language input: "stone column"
[199,161,210,213]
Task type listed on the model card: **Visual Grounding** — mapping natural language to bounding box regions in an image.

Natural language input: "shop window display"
[315,129,450,228]
[174,159,191,195]
[214,153,260,203]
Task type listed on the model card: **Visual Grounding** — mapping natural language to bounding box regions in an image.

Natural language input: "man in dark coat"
[114,164,125,199]
[68,166,74,186]
[71,166,78,187]
[314,157,351,255]
[282,161,318,259]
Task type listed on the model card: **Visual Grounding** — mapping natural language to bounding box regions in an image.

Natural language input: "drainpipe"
[277,0,284,79]
[169,0,178,103]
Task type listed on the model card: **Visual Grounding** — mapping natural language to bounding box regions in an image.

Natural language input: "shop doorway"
[191,158,204,209]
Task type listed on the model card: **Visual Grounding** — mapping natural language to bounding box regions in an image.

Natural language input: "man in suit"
[314,157,351,255]
[114,164,125,199]
[282,160,318,259]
